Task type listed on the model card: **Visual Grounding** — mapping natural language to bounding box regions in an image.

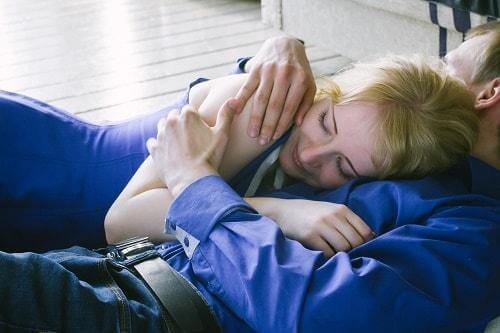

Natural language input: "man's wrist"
[245,36,305,73]
[168,167,218,198]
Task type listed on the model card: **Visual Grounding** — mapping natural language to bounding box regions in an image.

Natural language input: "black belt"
[101,237,221,333]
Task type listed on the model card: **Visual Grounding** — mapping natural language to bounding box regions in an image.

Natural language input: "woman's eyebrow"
[332,107,361,177]
[331,105,338,134]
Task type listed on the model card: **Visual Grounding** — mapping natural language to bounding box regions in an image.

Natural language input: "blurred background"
[0,0,497,123]
[0,0,345,122]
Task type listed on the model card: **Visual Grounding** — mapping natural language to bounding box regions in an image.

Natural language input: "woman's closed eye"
[318,110,329,134]
[335,156,353,180]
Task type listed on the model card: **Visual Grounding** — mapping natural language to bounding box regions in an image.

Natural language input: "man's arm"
[234,36,316,144]
[146,95,499,331]
[167,176,500,332]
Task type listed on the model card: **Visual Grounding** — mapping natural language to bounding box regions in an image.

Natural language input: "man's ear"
[475,78,500,111]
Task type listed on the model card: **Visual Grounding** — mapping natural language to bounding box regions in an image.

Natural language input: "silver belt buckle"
[109,236,155,262]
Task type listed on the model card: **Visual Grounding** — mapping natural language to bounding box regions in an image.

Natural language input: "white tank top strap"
[244,146,282,197]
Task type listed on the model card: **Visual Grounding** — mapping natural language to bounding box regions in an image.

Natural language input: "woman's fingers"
[318,206,375,253]
[304,235,336,258]
[318,238,336,259]
[343,210,375,242]
[319,223,352,253]
[323,211,374,251]
[329,218,365,249]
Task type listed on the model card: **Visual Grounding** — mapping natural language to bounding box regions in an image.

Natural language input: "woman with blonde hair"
[105,54,479,253]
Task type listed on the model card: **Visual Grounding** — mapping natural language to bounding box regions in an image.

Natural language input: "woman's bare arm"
[104,156,175,244]
[245,197,375,258]
[105,74,277,244]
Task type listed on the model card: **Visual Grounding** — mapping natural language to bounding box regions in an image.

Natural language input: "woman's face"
[279,98,381,188]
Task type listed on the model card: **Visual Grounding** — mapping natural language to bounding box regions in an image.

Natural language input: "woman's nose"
[299,145,330,167]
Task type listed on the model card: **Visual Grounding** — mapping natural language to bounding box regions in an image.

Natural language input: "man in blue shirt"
[144,21,500,331]
[0,24,499,333]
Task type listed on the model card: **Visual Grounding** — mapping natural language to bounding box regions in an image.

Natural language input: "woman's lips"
[292,143,304,172]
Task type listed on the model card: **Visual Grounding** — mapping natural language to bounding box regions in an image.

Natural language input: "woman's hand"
[247,197,374,258]
[235,36,316,144]
[146,100,237,197]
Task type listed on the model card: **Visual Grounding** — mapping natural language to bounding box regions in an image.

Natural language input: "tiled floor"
[0,0,349,123]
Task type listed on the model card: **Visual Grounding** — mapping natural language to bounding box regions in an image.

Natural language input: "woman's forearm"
[245,197,374,257]
[105,156,175,244]
[105,189,175,244]
[244,197,282,223]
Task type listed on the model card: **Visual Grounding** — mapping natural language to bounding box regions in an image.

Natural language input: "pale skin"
[105,73,375,257]
[234,36,316,143]
[241,31,500,171]
[108,25,500,258]
[444,32,500,169]
[105,75,275,245]
[240,30,500,254]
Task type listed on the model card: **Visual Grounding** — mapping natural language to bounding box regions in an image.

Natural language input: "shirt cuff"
[166,175,256,256]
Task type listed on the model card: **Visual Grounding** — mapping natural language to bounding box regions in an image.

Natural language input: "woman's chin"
[279,150,303,182]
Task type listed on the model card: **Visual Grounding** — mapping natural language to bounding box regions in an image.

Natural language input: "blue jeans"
[0,247,167,332]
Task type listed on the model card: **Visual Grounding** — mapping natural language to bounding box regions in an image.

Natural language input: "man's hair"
[465,21,500,83]
[316,55,478,179]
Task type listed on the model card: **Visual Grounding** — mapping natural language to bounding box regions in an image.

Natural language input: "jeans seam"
[99,259,131,332]
[0,319,57,332]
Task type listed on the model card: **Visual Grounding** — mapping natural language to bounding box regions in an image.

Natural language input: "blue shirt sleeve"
[168,176,500,332]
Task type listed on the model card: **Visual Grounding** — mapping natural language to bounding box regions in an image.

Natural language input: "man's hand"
[146,100,237,197]
[235,36,316,144]
[248,198,374,258]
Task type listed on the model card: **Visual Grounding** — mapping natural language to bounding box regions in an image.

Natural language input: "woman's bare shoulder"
[188,74,275,180]
[188,74,248,116]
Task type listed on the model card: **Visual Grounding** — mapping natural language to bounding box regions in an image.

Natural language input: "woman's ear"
[475,78,500,111]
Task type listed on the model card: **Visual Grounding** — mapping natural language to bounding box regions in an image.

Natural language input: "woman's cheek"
[317,168,344,189]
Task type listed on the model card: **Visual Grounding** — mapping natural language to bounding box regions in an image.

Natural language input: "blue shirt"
[0,64,286,252]
[160,156,500,332]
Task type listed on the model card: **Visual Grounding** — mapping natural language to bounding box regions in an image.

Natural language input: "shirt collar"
[467,156,500,200]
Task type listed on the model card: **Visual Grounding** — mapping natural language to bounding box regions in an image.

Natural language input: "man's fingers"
[294,86,315,125]
[235,69,260,113]
[215,98,237,134]
[156,117,167,134]
[180,105,196,114]
[272,83,305,140]
[258,81,289,144]
[248,77,274,138]
[146,138,157,155]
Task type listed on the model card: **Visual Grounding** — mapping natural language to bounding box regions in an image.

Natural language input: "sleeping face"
[278,97,382,189]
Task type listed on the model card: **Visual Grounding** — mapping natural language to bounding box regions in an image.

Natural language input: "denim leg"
[0,247,167,332]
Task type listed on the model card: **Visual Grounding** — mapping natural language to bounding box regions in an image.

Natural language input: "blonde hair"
[316,55,478,179]
[465,21,500,84]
